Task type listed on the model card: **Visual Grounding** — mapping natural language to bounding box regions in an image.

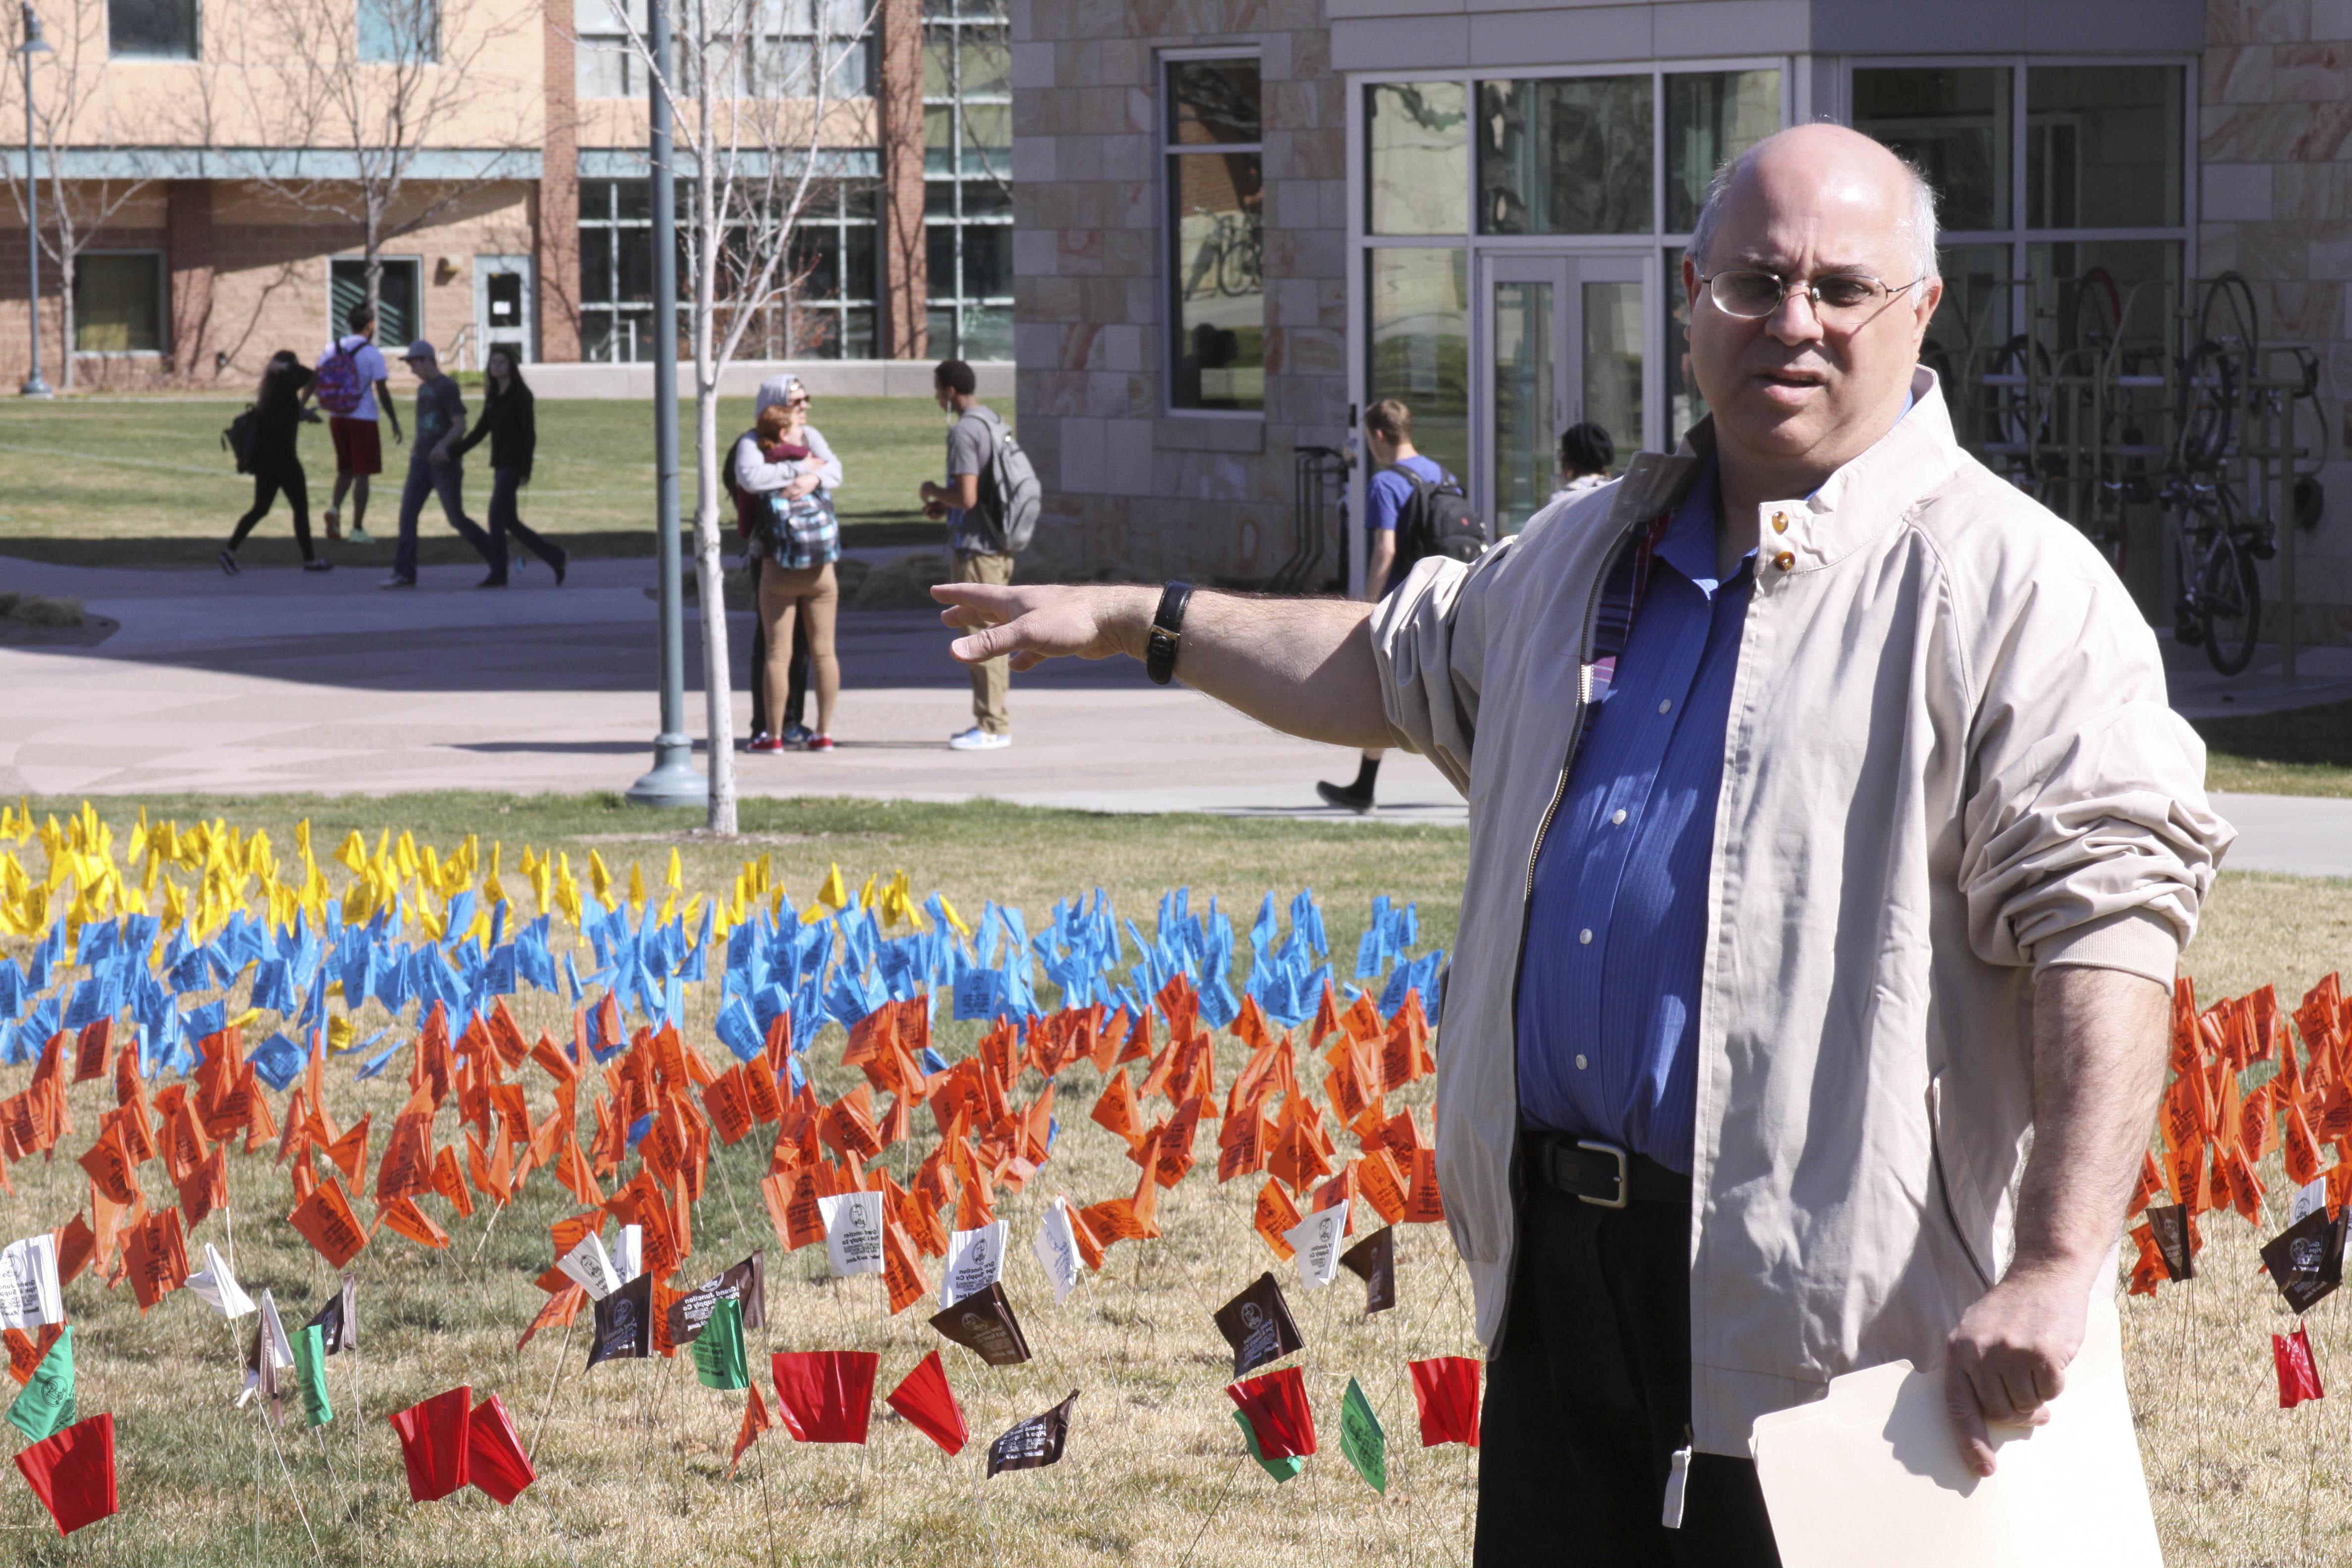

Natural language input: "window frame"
[1159,44,1266,421]
[357,0,440,65]
[922,2,1013,361]
[325,254,425,357]
[106,0,199,60]
[71,249,169,356]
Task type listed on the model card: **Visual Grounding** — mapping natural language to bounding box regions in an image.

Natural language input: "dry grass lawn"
[0,796,2344,1566]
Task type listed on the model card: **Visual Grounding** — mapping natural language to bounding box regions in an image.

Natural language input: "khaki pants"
[952,549,1014,734]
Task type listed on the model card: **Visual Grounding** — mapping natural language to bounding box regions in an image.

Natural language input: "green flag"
[692,1295,749,1391]
[292,1323,335,1428]
[1231,1409,1304,1483]
[1339,1377,1386,1494]
[6,1326,73,1443]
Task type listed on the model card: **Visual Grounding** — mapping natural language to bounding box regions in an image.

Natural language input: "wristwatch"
[1145,581,1192,686]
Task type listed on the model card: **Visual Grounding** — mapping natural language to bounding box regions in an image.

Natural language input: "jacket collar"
[1604,367,1964,575]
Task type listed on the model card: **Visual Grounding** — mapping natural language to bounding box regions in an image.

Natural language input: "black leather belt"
[1524,1132,1691,1208]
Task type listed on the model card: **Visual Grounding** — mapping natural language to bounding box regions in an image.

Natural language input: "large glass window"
[1477,76,1652,236]
[329,258,420,350]
[108,0,196,58]
[923,0,1012,360]
[1166,56,1264,411]
[74,253,164,353]
[1852,68,2011,232]
[1368,248,1468,482]
[357,0,437,63]
[1367,82,1467,237]
[575,177,877,361]
[2026,67,2182,231]
[1665,70,1780,234]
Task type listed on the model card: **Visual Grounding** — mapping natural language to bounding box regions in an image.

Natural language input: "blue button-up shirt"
[1513,460,1750,1175]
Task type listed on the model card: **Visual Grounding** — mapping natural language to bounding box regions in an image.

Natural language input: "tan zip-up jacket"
[1371,371,2232,1454]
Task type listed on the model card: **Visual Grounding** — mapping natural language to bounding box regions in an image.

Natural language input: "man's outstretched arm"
[931,582,1395,751]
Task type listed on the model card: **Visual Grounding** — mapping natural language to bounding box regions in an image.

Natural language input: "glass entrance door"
[1480,253,1647,535]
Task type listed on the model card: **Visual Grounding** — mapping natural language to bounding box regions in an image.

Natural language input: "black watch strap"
[1145,581,1193,686]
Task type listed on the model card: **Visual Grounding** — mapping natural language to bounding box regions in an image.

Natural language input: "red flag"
[466,1394,536,1505]
[732,1382,779,1475]
[770,1351,877,1444]
[387,1386,473,1501]
[14,1413,117,1535]
[1225,1365,1317,1460]
[2276,1324,2326,1409]
[885,1350,968,1456]
[1409,1356,1481,1448]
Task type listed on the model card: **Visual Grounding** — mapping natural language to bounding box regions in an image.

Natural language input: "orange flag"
[125,1207,189,1312]
[882,1223,928,1315]
[517,1283,586,1352]
[1254,1179,1302,1261]
[732,1382,779,1475]
[290,1181,370,1270]
[376,1196,451,1251]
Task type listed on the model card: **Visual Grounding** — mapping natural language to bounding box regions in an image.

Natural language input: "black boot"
[1317,755,1380,814]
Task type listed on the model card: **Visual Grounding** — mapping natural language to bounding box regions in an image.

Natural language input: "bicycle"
[2163,465,2268,677]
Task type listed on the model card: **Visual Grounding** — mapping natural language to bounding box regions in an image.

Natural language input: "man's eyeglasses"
[1698,269,1927,324]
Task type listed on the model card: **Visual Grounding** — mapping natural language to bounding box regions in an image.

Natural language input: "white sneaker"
[947,727,1011,751]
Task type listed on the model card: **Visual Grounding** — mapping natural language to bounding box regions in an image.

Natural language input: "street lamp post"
[625,0,703,808]
[18,2,52,399]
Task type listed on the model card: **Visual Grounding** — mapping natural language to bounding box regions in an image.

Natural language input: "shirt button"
[1610,808,1627,826]
[1578,928,1593,945]
[1657,698,1672,715]
[1574,1054,1589,1071]
[1771,512,1789,533]
[1773,551,1795,571]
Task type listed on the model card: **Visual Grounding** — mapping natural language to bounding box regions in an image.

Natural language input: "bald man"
[936,125,2229,1562]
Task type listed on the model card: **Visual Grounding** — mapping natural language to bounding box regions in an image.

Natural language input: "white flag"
[0,1233,62,1330]
[556,1231,621,1302]
[1031,1198,1081,1306]
[187,1242,257,1319]
[240,1290,297,1422]
[610,1224,643,1284]
[817,1191,885,1277]
[2292,1176,2329,1226]
[1284,1201,1349,1291]
[940,1221,1008,1309]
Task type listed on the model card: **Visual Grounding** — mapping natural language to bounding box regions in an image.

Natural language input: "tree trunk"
[55,248,76,392]
[691,0,738,835]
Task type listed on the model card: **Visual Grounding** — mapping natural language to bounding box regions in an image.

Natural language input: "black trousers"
[230,460,313,560]
[1476,1179,1783,1567]
[486,466,564,580]
[746,555,812,736]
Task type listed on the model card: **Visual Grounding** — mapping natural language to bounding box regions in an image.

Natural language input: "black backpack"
[222,407,260,476]
[1391,465,1484,571]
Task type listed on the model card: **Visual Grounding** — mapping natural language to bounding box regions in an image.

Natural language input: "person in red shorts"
[314,302,405,544]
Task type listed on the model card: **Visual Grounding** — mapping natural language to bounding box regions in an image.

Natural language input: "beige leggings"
[758,560,839,737]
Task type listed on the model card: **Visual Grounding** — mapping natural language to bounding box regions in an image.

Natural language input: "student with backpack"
[920,358,1038,752]
[315,303,403,544]
[732,390,844,754]
[219,350,331,575]
[1317,397,1478,813]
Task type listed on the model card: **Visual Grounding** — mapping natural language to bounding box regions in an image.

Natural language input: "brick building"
[1009,0,2352,644]
[0,0,1009,386]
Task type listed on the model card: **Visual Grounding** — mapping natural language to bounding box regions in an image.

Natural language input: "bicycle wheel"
[2200,271,2259,357]
[2198,533,2261,677]
[2178,339,2238,472]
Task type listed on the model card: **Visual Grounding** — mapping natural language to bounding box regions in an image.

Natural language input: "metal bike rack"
[1273,445,1349,595]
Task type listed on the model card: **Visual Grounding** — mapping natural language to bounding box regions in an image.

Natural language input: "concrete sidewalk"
[3,552,2351,873]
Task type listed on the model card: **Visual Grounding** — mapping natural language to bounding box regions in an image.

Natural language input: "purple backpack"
[314,339,367,416]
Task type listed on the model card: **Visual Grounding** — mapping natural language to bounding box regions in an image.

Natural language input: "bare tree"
[0,0,172,390]
[608,0,879,834]
[212,0,533,331]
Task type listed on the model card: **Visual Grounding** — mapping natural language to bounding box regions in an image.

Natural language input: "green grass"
[1,794,2347,1564]
[2196,701,2352,797]
[0,394,957,572]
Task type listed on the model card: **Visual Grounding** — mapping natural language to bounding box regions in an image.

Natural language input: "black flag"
[1340,1226,1396,1314]
[987,1389,1078,1477]
[306,1275,359,1355]
[668,1252,767,1348]
[2145,1204,2195,1282]
[588,1273,653,1368]
[2261,1207,2348,1315]
[1214,1272,1304,1378]
[928,1281,1032,1367]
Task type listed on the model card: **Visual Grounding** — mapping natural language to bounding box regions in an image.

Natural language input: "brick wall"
[1009,0,1349,586]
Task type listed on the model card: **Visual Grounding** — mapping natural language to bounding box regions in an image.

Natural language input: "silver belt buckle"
[1576,1139,1630,1208]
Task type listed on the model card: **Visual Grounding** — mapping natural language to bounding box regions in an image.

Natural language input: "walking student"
[1551,420,1616,504]
[384,340,500,589]
[315,303,402,543]
[454,347,568,588]
[1317,398,1459,813]
[735,398,843,754]
[735,375,841,749]
[921,358,1032,751]
[220,350,331,575]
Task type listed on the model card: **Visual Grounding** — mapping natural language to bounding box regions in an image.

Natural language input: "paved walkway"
[2,554,2349,874]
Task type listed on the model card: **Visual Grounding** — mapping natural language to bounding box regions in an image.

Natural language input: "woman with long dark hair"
[454,346,568,588]
[220,350,327,574]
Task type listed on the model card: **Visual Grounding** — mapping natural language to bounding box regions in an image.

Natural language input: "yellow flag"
[666,847,683,892]
[817,863,847,909]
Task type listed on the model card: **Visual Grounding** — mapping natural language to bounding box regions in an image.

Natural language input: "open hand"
[1942,1267,2088,1477]
[932,583,1152,673]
